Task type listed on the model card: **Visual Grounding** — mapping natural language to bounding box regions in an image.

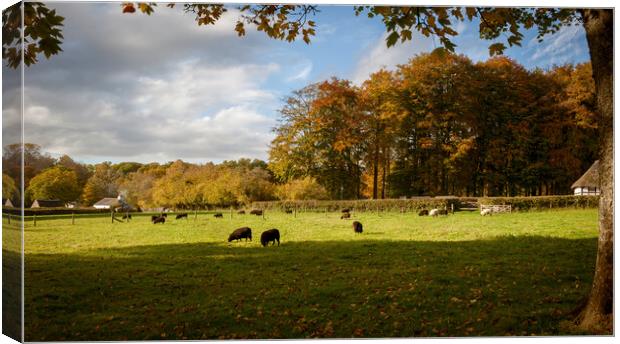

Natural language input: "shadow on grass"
[3,220,22,341]
[25,236,597,340]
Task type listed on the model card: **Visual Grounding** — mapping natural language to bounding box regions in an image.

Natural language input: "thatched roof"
[571,160,600,189]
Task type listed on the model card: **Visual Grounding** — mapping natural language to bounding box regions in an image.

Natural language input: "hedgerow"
[253,195,599,212]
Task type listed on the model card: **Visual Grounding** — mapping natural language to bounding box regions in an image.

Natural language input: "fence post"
[294,205,297,218]
[262,210,265,220]
[33,214,37,227]
[230,206,233,219]
[111,210,114,224]
[72,212,75,225]
[194,209,198,221]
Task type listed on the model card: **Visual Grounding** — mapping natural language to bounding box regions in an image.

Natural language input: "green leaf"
[386,31,399,47]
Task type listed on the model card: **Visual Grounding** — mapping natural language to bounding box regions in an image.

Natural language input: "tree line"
[1,53,597,208]
[269,51,598,199]
[1,144,328,209]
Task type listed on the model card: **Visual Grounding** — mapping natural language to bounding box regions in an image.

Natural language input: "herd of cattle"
[143,204,493,246]
[146,207,364,247]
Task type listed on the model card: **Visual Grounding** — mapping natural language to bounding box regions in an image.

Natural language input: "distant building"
[93,197,120,209]
[31,199,65,208]
[3,198,14,207]
[572,160,600,196]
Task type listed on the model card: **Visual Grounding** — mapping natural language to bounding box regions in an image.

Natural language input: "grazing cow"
[260,228,280,247]
[122,214,132,220]
[341,208,350,213]
[438,209,448,215]
[152,216,165,224]
[176,213,188,219]
[228,227,252,242]
[418,209,429,216]
[214,213,223,218]
[341,212,351,219]
[481,209,492,216]
[352,221,363,234]
[237,210,246,215]
[151,215,159,222]
[284,209,293,214]
[250,209,263,216]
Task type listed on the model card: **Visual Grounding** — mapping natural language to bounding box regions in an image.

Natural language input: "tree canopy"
[25,166,80,203]
[269,53,597,199]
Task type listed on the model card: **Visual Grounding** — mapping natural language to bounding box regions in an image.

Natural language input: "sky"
[2,3,591,164]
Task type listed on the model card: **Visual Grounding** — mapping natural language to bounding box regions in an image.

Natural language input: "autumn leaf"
[122,3,136,13]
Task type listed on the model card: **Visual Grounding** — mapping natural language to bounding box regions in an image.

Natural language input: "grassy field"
[16,208,599,340]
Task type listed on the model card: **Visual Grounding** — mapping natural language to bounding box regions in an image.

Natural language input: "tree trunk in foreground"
[577,8,613,333]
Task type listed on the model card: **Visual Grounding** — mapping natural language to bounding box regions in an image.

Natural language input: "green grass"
[17,209,598,340]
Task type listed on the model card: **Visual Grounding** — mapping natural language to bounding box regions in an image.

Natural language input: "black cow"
[237,210,246,215]
[152,216,165,224]
[176,213,188,219]
[151,215,159,222]
[353,221,363,234]
[250,209,263,216]
[418,209,429,216]
[214,213,224,218]
[284,209,293,214]
[341,212,351,219]
[228,227,252,242]
[341,208,350,213]
[261,228,280,247]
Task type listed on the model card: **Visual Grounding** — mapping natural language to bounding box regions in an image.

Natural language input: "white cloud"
[528,25,586,66]
[287,61,313,82]
[9,3,288,163]
[22,59,279,162]
[351,31,434,84]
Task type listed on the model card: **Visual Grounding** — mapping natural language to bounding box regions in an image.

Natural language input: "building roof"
[31,199,65,207]
[94,198,120,206]
[571,160,600,189]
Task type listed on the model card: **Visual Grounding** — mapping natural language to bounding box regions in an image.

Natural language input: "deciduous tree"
[25,166,80,203]
[81,162,122,206]
[275,177,329,201]
[2,173,18,202]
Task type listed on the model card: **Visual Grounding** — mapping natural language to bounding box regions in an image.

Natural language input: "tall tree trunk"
[373,142,379,199]
[576,8,613,333]
[381,146,388,199]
